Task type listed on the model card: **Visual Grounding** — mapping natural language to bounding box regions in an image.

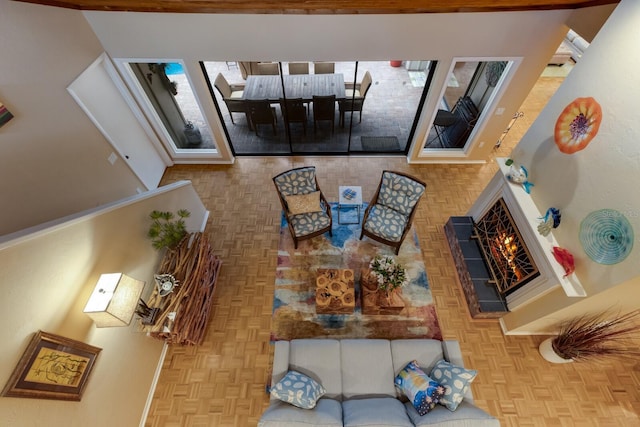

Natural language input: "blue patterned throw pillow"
[395,360,446,416]
[270,370,326,409]
[429,359,477,411]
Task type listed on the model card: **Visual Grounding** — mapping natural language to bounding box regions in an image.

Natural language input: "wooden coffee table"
[360,268,405,315]
[315,268,355,314]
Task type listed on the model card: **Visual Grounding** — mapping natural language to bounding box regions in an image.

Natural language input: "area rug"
[272,203,442,341]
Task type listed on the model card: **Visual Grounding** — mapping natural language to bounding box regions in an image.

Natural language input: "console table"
[140,232,221,345]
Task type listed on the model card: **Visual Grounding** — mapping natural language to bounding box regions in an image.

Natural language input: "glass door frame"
[417,56,521,159]
[113,57,226,163]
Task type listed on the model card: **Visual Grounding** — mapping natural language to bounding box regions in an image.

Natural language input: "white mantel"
[468,158,586,309]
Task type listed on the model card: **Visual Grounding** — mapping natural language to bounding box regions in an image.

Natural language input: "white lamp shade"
[84,273,145,327]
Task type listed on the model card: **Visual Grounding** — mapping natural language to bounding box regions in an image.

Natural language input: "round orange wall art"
[554,96,602,154]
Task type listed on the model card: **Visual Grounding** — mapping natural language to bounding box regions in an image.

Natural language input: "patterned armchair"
[273,166,332,249]
[360,171,426,254]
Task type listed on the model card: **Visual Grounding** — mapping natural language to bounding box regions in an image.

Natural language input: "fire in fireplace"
[473,198,539,294]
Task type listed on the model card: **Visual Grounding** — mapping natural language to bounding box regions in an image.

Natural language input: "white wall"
[0,181,207,427]
[83,10,574,163]
[0,1,157,236]
[501,0,640,333]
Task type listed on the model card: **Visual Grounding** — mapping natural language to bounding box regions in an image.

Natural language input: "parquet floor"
[145,76,640,427]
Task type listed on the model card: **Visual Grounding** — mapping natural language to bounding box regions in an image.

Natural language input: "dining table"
[242,73,346,102]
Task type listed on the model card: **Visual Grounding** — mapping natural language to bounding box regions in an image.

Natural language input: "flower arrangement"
[369,255,409,292]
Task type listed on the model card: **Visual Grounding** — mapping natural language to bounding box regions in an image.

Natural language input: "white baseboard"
[139,342,169,427]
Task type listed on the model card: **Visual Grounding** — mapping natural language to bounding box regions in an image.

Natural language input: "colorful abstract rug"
[272,203,442,341]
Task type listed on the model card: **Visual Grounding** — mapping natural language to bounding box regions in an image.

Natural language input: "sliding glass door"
[202,60,435,156]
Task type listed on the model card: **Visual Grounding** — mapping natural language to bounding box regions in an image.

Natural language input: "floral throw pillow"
[270,370,326,409]
[395,360,445,416]
[284,191,322,215]
[429,359,477,411]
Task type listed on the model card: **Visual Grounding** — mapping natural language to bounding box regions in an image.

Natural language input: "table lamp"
[83,273,145,327]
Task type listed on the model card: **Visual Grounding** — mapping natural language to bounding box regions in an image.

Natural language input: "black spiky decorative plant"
[551,310,640,362]
[147,209,191,250]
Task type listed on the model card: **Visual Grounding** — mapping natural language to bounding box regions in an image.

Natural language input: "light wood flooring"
[145,76,640,427]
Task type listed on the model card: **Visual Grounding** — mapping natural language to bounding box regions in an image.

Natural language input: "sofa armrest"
[270,340,290,396]
[442,340,463,366]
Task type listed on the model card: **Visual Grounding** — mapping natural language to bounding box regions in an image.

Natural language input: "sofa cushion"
[429,360,477,411]
[290,339,342,400]
[343,397,414,427]
[258,398,343,427]
[405,401,500,427]
[394,360,446,416]
[271,370,326,409]
[391,339,444,377]
[341,339,396,399]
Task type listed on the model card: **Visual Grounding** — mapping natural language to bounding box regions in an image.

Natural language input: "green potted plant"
[539,309,640,363]
[147,209,191,251]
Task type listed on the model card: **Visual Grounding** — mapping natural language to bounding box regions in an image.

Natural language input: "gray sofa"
[259,339,500,427]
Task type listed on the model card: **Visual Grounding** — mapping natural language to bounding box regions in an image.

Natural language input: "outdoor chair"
[246,100,277,136]
[360,170,426,254]
[312,95,336,134]
[280,98,307,135]
[339,71,372,127]
[313,62,335,74]
[273,166,332,249]
[213,73,246,125]
[256,62,280,75]
[288,62,309,75]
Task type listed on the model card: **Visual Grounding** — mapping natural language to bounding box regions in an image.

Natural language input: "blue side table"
[338,186,363,224]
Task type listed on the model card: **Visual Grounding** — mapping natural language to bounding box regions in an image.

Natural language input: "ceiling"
[12,0,620,14]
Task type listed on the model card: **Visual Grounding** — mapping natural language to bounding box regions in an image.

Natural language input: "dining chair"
[273,166,332,249]
[246,100,278,136]
[360,170,426,254]
[339,71,372,127]
[312,95,336,134]
[280,98,307,135]
[288,62,309,75]
[213,73,247,125]
[313,62,335,74]
[256,62,280,75]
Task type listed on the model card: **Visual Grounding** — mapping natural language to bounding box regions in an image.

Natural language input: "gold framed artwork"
[2,331,101,401]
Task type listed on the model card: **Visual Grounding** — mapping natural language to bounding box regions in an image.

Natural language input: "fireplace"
[446,158,586,319]
[473,198,539,295]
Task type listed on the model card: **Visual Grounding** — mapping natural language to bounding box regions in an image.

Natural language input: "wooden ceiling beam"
[11,0,620,14]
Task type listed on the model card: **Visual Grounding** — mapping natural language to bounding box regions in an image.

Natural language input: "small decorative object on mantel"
[505,158,534,193]
[154,273,179,297]
[537,207,561,237]
[539,309,640,363]
[551,246,575,278]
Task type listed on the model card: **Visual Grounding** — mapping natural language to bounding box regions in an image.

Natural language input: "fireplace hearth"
[444,216,509,319]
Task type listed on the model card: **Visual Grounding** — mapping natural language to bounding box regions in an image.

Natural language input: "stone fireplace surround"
[467,158,586,311]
